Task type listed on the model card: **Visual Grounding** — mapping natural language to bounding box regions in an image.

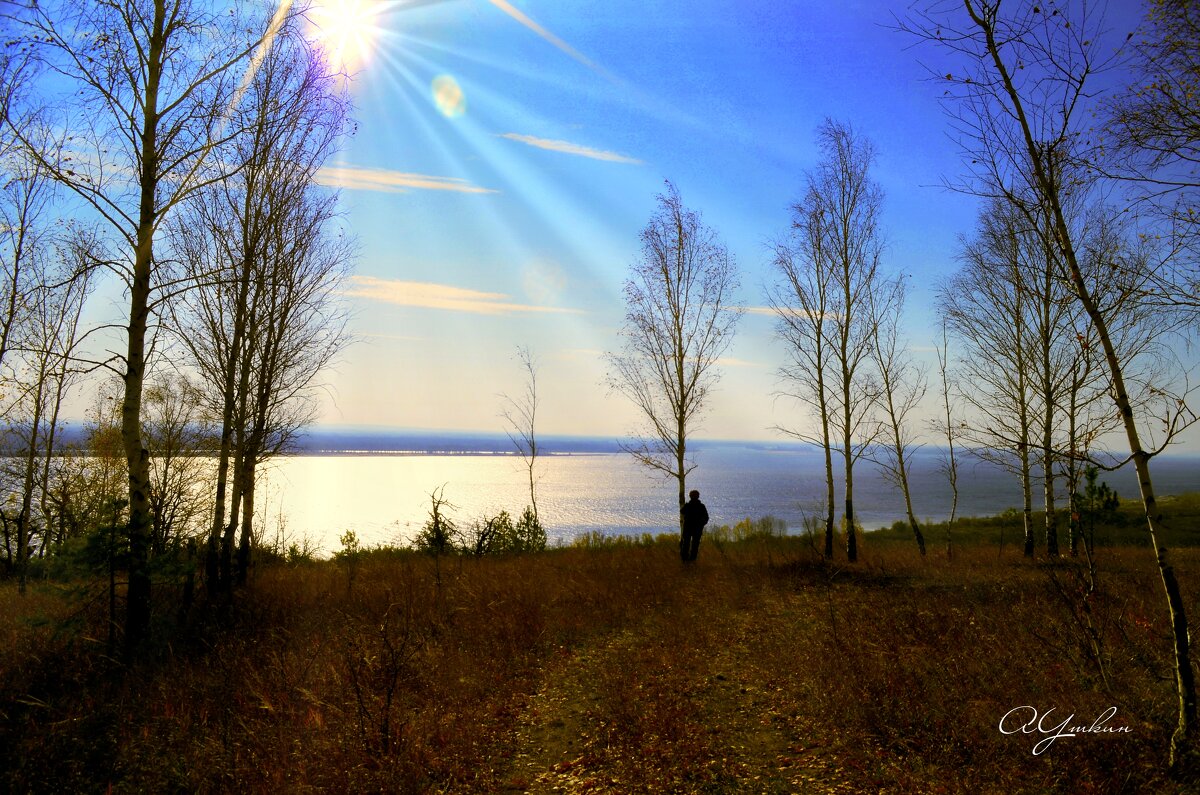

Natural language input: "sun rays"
[306,0,387,73]
[313,0,658,389]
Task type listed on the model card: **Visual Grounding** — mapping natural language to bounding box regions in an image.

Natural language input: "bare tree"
[37,381,127,556]
[414,486,459,555]
[1027,187,1078,559]
[867,276,928,556]
[0,152,54,382]
[1107,0,1200,289]
[768,185,838,559]
[932,320,960,559]
[2,243,91,592]
[606,181,741,533]
[168,26,351,594]
[500,345,541,526]
[143,373,212,554]
[1062,206,1166,552]
[904,0,1198,767]
[31,235,95,557]
[941,201,1038,556]
[6,0,287,645]
[232,182,350,586]
[805,119,886,563]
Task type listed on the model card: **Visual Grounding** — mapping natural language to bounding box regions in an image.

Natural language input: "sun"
[307,0,384,73]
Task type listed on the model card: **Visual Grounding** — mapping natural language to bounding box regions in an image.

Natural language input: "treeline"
[811,3,1200,767]
[597,1,1198,771]
[875,487,1200,549]
[0,0,352,641]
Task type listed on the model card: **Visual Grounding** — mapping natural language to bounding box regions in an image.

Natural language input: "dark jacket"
[681,498,709,532]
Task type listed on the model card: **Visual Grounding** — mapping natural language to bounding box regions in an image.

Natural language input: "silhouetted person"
[680,489,709,562]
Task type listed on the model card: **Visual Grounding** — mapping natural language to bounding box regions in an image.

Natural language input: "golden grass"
[1,539,1198,792]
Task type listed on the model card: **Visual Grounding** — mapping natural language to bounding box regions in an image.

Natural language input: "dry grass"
[1,537,1198,792]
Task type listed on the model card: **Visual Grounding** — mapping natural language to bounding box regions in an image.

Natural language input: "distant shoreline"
[15,424,1200,463]
[283,449,615,457]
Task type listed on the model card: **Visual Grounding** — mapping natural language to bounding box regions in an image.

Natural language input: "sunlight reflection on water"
[253,447,1200,554]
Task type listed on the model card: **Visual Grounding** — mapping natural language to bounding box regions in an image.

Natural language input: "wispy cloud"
[345,276,582,316]
[316,165,497,194]
[498,133,643,165]
[485,0,604,75]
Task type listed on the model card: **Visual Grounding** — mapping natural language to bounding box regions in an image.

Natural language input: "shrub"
[463,510,513,556]
[412,495,459,556]
[507,506,546,553]
[708,515,787,543]
[462,506,546,555]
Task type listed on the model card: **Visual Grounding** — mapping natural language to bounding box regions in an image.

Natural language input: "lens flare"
[307,0,382,73]
[432,74,466,118]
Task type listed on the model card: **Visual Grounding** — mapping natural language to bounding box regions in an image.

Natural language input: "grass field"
[2,526,1199,792]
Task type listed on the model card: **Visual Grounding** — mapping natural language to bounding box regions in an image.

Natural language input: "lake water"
[252,445,1200,554]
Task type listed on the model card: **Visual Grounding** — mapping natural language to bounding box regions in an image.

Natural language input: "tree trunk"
[1061,257,1196,767]
[822,432,836,559]
[206,302,249,591]
[16,369,47,595]
[843,428,857,562]
[677,435,686,529]
[236,462,254,586]
[818,370,836,559]
[1019,441,1034,557]
[222,442,244,595]
[123,1,167,647]
[1041,240,1059,557]
[1067,369,1082,557]
[897,450,925,556]
[123,263,154,646]
[0,190,31,370]
[1017,304,1035,557]
[1043,446,1058,557]
[38,353,69,561]
[206,238,253,595]
[207,421,232,593]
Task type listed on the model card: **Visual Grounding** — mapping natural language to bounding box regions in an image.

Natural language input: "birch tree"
[932,320,960,559]
[2,246,91,591]
[607,181,741,530]
[806,119,886,563]
[169,27,350,593]
[904,0,1198,767]
[768,187,838,559]
[5,0,285,645]
[942,201,1037,556]
[1027,189,1076,558]
[867,276,928,556]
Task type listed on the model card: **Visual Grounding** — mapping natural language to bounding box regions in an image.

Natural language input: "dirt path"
[500,582,860,793]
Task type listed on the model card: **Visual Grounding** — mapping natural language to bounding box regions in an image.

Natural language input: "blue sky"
[296,0,1197,448]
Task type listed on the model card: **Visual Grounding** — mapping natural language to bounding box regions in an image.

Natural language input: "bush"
[462,506,546,556]
[463,510,513,556]
[412,501,458,556]
[708,515,787,543]
[507,506,546,553]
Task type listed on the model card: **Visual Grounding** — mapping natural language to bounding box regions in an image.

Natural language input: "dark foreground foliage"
[2,534,1198,793]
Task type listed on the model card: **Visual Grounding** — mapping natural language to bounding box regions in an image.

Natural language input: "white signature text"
[999,706,1132,755]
